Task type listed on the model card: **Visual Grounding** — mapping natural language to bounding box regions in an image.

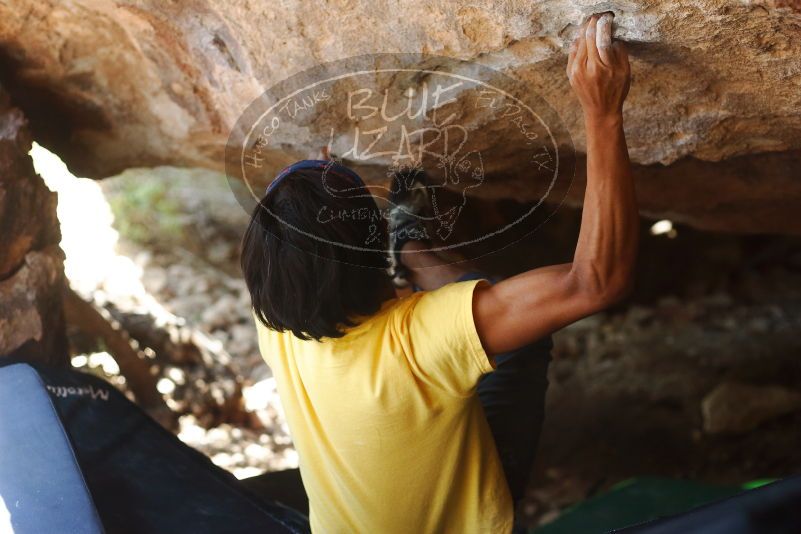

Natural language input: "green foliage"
[108,178,184,245]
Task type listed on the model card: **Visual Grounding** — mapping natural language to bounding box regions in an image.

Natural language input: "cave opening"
[23,139,801,527]
[29,143,299,478]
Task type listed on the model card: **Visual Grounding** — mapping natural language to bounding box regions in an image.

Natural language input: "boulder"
[0,0,800,233]
[0,88,66,363]
[702,381,801,435]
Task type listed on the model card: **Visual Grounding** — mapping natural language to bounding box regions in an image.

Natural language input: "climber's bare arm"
[474,14,637,356]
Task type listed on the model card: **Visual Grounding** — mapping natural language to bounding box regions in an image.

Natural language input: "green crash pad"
[531,477,772,534]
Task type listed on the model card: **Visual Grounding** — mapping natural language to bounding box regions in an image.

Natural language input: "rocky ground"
[48,160,801,528]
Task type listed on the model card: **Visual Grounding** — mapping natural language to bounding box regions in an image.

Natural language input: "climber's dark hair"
[241,168,390,341]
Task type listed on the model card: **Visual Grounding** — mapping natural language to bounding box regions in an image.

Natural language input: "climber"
[240,12,635,533]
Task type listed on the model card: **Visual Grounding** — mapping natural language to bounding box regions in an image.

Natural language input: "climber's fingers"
[585,15,601,67]
[570,23,588,82]
[596,13,614,65]
[612,40,630,75]
[567,34,578,76]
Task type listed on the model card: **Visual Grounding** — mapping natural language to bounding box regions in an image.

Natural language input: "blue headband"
[265,159,366,197]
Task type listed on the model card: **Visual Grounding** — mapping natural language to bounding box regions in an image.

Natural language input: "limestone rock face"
[0,88,66,364]
[0,0,800,233]
[702,382,801,435]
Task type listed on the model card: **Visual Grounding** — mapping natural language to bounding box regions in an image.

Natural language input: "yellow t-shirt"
[254,280,513,533]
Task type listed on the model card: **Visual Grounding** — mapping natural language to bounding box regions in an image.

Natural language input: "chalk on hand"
[596,12,614,49]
